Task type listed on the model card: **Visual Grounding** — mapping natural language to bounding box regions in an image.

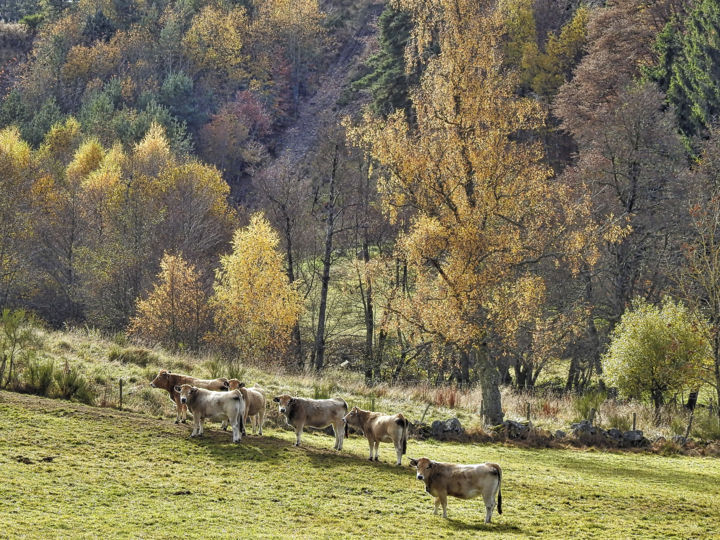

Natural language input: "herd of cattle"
[149,369,503,523]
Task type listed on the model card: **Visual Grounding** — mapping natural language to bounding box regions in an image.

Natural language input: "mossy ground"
[1,391,718,539]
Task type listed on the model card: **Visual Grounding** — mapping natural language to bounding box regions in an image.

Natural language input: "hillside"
[2,390,719,538]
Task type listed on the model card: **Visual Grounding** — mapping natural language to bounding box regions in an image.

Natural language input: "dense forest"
[2,0,720,424]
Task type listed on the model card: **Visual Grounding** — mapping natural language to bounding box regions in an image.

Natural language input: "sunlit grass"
[1,391,718,539]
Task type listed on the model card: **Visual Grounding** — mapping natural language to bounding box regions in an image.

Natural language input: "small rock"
[672,435,687,445]
[622,430,649,447]
[605,428,622,442]
[554,430,566,439]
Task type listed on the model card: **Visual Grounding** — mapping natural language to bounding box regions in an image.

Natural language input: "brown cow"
[343,406,409,465]
[273,394,347,450]
[175,384,245,443]
[224,379,266,435]
[409,457,502,523]
[150,369,229,423]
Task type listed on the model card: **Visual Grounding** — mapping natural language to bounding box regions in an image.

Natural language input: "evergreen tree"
[352,3,415,118]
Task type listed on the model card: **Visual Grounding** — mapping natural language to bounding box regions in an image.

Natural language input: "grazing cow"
[174,384,245,443]
[343,406,409,465]
[223,379,267,435]
[409,457,502,523]
[150,369,229,424]
[273,394,348,450]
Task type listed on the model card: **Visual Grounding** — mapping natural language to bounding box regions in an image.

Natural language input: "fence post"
[588,408,596,425]
[526,403,531,423]
[632,412,636,431]
[119,378,123,411]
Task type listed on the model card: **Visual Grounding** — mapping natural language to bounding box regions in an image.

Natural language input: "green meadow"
[1,391,718,539]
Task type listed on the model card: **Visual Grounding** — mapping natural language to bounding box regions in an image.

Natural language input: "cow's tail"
[343,400,349,437]
[489,463,502,514]
[396,414,409,454]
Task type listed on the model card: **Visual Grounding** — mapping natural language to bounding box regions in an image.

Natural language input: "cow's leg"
[395,441,403,466]
[439,493,448,518]
[367,439,374,460]
[197,417,205,437]
[231,414,241,443]
[191,415,201,437]
[483,484,496,523]
[174,396,182,424]
[433,498,441,515]
[294,424,303,446]
[257,410,264,436]
[221,419,228,431]
[373,441,380,461]
[335,420,345,450]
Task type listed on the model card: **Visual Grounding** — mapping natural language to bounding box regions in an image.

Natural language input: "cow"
[342,406,409,465]
[223,379,266,435]
[174,384,245,443]
[149,369,229,424]
[408,457,502,523]
[273,394,348,450]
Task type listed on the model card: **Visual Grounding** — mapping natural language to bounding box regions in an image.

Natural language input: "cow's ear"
[190,386,198,394]
[288,397,296,405]
[427,461,432,468]
[409,458,418,467]
[238,382,246,388]
[174,385,182,393]
[273,397,280,402]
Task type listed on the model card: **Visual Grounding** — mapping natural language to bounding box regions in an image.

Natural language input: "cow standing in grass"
[409,457,502,523]
[224,379,266,435]
[343,406,409,465]
[175,384,245,443]
[273,394,347,450]
[149,369,229,423]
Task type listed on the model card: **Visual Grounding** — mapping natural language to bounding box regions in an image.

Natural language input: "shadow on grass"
[445,518,524,535]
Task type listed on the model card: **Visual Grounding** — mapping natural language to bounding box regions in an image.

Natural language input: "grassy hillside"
[1,391,719,539]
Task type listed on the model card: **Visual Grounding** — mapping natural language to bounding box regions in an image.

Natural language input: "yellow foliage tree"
[210,213,303,365]
[349,0,596,424]
[128,252,211,351]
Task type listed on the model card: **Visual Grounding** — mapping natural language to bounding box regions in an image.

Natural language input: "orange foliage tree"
[128,252,211,351]
[349,0,595,424]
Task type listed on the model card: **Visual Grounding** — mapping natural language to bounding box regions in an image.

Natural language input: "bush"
[54,362,94,404]
[692,413,720,440]
[313,382,338,400]
[204,356,244,380]
[573,389,606,422]
[24,358,55,396]
[603,297,712,419]
[108,345,159,367]
[606,412,632,432]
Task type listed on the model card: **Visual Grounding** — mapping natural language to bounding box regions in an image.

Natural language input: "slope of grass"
[1,391,718,539]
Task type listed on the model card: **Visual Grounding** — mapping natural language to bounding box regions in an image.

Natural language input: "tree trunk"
[312,146,339,371]
[476,347,504,425]
[283,210,303,370]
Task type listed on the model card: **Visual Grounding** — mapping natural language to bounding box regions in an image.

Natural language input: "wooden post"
[119,379,123,411]
[588,408,596,425]
[684,411,694,442]
[420,402,431,424]
[526,403,531,423]
[632,412,636,431]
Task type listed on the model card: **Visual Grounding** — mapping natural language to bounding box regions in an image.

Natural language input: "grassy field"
[1,391,719,539]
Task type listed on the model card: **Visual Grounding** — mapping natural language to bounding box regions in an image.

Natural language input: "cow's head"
[342,406,362,427]
[150,369,170,389]
[409,457,432,481]
[175,384,198,405]
[228,379,246,391]
[273,394,294,414]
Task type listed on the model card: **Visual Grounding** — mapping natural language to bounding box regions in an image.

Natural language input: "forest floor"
[2,390,719,539]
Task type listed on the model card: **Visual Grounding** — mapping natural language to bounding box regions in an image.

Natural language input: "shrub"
[691,413,720,441]
[313,382,338,400]
[24,358,55,396]
[54,362,94,404]
[603,297,712,419]
[572,389,606,422]
[606,412,632,431]
[108,345,159,367]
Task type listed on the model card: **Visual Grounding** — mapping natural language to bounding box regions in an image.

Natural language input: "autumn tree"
[603,297,711,421]
[211,213,303,366]
[128,252,210,351]
[350,0,594,424]
[0,127,34,308]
